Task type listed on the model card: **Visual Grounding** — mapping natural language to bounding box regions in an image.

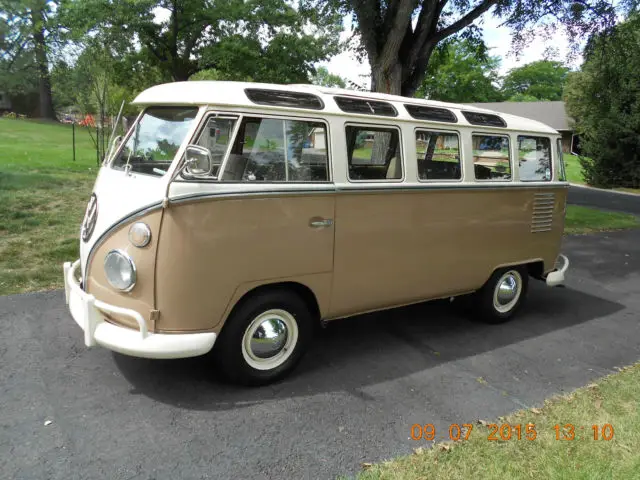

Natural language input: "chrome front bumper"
[63,259,216,359]
[545,254,569,287]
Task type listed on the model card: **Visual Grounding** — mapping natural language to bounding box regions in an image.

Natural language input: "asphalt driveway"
[2,229,640,480]
[568,184,640,215]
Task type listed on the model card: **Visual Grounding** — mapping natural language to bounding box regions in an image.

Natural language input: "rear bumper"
[545,254,569,287]
[63,259,216,359]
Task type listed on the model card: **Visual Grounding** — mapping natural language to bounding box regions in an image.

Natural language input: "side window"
[416,130,461,181]
[346,126,402,181]
[518,136,551,182]
[194,117,237,177]
[472,134,511,181]
[556,138,567,181]
[222,117,329,182]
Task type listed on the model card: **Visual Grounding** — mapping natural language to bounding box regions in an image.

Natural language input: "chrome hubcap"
[242,309,298,371]
[249,317,288,359]
[493,270,522,313]
[497,275,518,305]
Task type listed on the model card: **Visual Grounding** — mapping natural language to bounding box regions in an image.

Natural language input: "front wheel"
[475,266,529,324]
[213,289,313,386]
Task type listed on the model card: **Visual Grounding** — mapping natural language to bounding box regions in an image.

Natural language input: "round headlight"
[104,250,136,291]
[128,222,151,247]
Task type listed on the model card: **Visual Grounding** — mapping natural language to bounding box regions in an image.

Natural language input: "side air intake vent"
[531,192,555,233]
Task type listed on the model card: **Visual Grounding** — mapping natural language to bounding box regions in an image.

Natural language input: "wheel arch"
[219,281,322,333]
[485,258,545,284]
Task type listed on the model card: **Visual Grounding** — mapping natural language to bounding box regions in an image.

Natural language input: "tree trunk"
[31,7,56,120]
[371,62,403,95]
[370,54,435,98]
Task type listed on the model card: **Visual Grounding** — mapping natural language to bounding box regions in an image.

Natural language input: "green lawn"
[356,364,640,480]
[0,118,96,295]
[565,205,640,234]
[563,153,586,184]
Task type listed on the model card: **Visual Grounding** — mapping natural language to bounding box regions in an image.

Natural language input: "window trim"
[208,112,333,184]
[414,128,463,183]
[244,88,325,110]
[183,113,241,181]
[462,110,507,128]
[516,135,552,183]
[471,132,513,182]
[556,138,567,182]
[404,104,458,123]
[334,96,399,118]
[345,122,405,183]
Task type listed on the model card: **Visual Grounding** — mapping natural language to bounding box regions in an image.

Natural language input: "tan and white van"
[64,81,569,385]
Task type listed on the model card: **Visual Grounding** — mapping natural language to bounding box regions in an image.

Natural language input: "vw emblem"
[81,193,98,242]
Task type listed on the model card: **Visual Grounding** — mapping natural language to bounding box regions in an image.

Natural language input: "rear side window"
[518,136,551,181]
[472,134,511,181]
[222,117,329,182]
[345,126,402,181]
[416,130,461,181]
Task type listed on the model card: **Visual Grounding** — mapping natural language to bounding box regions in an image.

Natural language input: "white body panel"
[79,167,165,278]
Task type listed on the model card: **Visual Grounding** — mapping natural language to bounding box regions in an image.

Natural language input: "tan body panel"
[85,186,566,334]
[155,193,335,332]
[329,186,567,318]
[86,210,162,331]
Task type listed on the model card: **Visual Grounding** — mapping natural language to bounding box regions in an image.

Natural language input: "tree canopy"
[311,66,347,88]
[502,60,569,101]
[0,0,63,118]
[339,0,636,96]
[417,38,503,102]
[65,0,342,83]
[565,14,640,188]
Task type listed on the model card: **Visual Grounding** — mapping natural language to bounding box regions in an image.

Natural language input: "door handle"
[309,218,333,228]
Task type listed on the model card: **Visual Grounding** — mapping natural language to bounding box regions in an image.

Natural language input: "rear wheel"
[475,266,529,324]
[213,289,313,386]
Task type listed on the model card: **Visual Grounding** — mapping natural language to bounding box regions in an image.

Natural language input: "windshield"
[112,106,199,177]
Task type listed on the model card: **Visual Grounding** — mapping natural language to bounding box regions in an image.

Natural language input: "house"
[464,101,577,153]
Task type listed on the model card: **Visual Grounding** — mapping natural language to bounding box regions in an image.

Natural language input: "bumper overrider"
[63,259,216,359]
[545,254,569,287]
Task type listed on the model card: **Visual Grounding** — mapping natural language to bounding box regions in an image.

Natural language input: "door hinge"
[149,309,160,331]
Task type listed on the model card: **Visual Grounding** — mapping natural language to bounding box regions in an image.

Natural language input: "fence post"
[72,121,76,162]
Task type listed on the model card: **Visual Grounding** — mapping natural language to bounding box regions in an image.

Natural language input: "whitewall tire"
[214,289,313,385]
[476,266,529,324]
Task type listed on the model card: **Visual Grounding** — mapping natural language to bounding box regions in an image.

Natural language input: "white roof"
[132,81,558,135]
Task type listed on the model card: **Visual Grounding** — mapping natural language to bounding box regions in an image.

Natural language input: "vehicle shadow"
[114,282,624,411]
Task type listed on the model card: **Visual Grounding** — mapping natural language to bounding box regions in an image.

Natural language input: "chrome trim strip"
[216,114,243,181]
[336,183,567,193]
[170,188,337,205]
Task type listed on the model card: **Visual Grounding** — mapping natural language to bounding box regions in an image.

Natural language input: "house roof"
[464,101,573,131]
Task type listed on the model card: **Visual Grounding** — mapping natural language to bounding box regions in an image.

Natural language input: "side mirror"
[182,145,213,177]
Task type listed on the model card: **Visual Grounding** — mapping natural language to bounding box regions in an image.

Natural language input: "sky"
[319,13,583,89]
